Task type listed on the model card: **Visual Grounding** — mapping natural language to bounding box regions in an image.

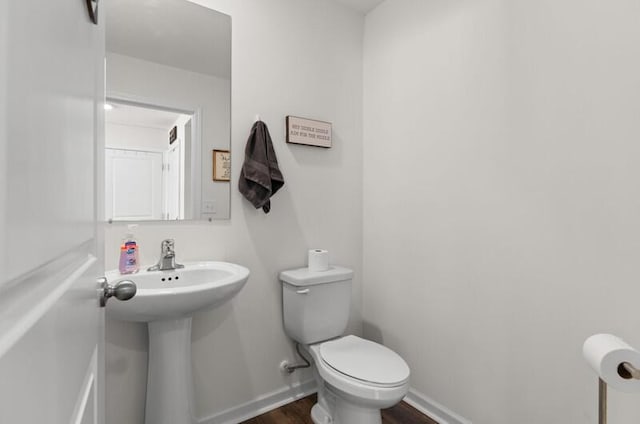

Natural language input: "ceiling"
[105,103,187,130]
[333,0,386,13]
[106,0,231,79]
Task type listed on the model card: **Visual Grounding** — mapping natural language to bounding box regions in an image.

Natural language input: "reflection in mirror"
[105,0,231,222]
[105,102,196,221]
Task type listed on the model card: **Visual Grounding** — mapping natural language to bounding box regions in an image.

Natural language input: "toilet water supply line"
[282,343,311,374]
[599,362,640,424]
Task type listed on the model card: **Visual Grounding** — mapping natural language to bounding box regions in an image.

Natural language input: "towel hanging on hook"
[239,120,284,213]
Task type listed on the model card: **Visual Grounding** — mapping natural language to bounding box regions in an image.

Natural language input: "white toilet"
[280,266,410,424]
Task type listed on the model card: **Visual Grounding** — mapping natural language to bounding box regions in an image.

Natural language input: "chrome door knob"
[98,277,137,307]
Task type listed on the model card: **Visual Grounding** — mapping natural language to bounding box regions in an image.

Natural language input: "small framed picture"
[213,150,231,181]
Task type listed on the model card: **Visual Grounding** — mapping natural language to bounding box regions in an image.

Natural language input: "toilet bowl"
[304,335,410,424]
[280,266,411,424]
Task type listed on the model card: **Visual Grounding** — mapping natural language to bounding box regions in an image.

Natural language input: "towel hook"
[255,114,261,122]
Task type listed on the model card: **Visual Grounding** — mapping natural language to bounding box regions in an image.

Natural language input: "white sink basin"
[106,261,250,322]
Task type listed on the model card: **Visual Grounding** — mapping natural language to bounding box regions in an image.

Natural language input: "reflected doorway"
[104,101,197,221]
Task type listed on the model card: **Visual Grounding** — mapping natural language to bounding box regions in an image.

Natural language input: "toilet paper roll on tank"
[583,333,640,392]
[308,249,330,272]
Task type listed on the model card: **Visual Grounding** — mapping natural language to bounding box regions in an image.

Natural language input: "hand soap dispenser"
[119,224,140,274]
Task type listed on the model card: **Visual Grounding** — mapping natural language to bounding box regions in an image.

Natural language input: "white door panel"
[0,1,105,424]
[2,0,101,284]
[105,149,163,220]
[0,0,8,290]
[0,248,100,423]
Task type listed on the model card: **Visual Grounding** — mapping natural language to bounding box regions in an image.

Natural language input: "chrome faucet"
[147,239,184,271]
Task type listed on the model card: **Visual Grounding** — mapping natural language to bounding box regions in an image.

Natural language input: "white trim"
[404,388,472,424]
[106,92,197,116]
[195,382,471,424]
[105,146,167,154]
[198,380,317,424]
[70,347,98,424]
[190,108,202,219]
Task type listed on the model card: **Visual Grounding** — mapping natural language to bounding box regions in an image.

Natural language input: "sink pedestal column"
[145,317,196,424]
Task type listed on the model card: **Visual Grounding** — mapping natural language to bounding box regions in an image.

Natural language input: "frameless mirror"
[105,0,231,221]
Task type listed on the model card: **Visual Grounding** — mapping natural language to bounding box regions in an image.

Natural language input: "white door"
[183,120,193,218]
[105,148,164,221]
[0,1,106,423]
[165,141,181,220]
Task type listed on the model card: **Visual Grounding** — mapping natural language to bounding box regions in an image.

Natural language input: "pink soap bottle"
[119,224,139,274]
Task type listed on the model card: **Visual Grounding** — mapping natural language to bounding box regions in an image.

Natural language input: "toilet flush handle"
[296,289,310,295]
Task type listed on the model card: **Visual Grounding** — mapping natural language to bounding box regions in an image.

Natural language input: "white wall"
[106,123,168,152]
[106,53,231,219]
[363,0,640,423]
[104,1,364,423]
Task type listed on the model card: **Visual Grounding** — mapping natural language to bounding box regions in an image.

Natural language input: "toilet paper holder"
[599,362,640,424]
[618,362,640,380]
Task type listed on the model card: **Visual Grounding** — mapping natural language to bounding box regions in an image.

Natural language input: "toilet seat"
[319,335,410,387]
[305,335,411,413]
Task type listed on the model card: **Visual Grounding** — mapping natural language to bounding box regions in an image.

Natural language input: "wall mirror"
[105,0,231,222]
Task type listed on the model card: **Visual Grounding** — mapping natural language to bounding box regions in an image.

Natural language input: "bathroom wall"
[104,0,364,423]
[105,123,168,151]
[363,0,640,423]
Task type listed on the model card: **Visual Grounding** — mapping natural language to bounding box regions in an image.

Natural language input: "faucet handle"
[155,239,183,270]
[161,239,175,253]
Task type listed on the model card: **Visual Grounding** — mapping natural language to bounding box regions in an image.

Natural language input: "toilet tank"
[280,266,354,345]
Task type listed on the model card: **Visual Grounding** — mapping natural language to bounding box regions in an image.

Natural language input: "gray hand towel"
[239,121,285,213]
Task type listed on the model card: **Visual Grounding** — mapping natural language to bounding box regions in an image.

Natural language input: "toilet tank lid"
[280,266,354,287]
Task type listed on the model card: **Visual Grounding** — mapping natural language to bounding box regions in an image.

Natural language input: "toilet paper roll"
[308,249,329,272]
[583,333,640,393]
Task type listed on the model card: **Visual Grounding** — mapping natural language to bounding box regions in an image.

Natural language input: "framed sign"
[286,116,332,148]
[213,150,231,181]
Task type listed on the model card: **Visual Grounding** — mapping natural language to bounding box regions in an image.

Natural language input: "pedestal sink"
[106,261,250,424]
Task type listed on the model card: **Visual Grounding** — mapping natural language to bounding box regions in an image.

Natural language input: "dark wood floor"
[241,394,438,424]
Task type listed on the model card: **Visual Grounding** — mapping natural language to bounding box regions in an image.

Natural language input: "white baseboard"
[404,388,472,424]
[198,380,317,424]
[198,382,470,424]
